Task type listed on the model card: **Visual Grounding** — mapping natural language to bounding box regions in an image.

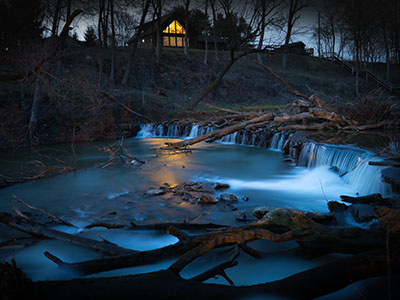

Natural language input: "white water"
[298,142,392,196]
[136,124,394,198]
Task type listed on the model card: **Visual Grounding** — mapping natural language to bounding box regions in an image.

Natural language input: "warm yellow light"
[163,20,186,35]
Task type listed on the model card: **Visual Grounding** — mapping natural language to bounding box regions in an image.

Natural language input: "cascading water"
[188,124,199,138]
[298,142,392,196]
[136,123,393,197]
[269,132,287,151]
[136,124,156,137]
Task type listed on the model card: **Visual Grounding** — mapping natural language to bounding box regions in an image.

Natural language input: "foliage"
[84,25,97,46]
[0,0,44,48]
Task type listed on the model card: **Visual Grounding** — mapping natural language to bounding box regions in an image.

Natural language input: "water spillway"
[137,123,394,197]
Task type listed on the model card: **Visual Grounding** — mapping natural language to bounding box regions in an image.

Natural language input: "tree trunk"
[121,0,151,85]
[155,0,162,64]
[166,113,274,148]
[210,0,219,61]
[203,0,208,65]
[51,0,61,36]
[317,11,321,57]
[256,2,266,63]
[184,0,190,58]
[110,0,116,86]
[98,0,105,89]
[28,78,41,146]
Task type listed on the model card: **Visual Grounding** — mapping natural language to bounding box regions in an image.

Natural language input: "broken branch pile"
[1,202,400,299]
[161,61,393,152]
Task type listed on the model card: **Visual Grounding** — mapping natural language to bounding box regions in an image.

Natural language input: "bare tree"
[204,0,209,65]
[255,0,281,63]
[281,0,308,69]
[190,0,269,109]
[154,0,163,64]
[121,0,151,85]
[109,0,116,86]
[209,0,219,61]
[184,0,191,58]
[114,11,136,46]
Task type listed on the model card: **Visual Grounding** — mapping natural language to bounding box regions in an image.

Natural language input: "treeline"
[314,0,400,83]
[0,0,398,147]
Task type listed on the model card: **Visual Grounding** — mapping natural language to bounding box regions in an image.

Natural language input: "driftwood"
[340,193,385,205]
[369,160,400,167]
[164,113,274,149]
[99,138,145,167]
[0,213,136,256]
[2,206,400,299]
[13,195,76,227]
[24,247,400,300]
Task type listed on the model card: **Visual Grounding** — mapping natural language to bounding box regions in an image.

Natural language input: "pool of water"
[0,137,380,297]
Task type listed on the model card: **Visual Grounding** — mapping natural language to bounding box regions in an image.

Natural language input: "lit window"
[163,36,169,46]
[163,20,186,35]
[176,37,183,47]
[170,36,176,47]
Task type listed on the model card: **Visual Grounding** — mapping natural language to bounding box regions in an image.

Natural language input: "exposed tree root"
[2,206,400,299]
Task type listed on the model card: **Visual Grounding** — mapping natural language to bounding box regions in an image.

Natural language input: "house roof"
[128,10,186,43]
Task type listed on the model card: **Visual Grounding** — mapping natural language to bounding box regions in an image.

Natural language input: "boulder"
[260,208,309,230]
[199,194,219,204]
[214,183,230,190]
[219,194,238,202]
[327,201,349,212]
[253,206,272,219]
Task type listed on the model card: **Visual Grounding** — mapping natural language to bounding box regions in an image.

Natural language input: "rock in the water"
[242,196,249,201]
[253,206,272,219]
[199,194,219,204]
[261,208,309,229]
[327,201,349,212]
[214,183,230,190]
[144,189,165,196]
[219,194,238,202]
[350,204,378,223]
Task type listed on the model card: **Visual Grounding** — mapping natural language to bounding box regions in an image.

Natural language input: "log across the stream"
[1,204,400,300]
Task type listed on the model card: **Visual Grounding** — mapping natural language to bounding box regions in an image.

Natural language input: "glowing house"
[129,10,226,50]
[129,11,188,48]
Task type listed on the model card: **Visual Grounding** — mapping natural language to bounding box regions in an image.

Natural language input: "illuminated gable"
[163,20,186,35]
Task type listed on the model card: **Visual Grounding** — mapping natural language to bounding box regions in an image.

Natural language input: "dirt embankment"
[0,45,397,150]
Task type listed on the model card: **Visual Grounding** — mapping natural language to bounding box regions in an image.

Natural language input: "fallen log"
[164,113,274,149]
[13,196,76,227]
[0,213,136,256]
[340,193,385,205]
[369,160,400,167]
[25,246,400,300]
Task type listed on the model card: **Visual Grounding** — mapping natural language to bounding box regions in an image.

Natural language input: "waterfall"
[188,125,199,138]
[298,142,392,196]
[218,132,238,144]
[136,124,156,137]
[136,123,393,197]
[270,132,286,151]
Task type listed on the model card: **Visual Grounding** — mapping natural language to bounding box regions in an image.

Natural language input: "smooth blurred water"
[0,137,386,292]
